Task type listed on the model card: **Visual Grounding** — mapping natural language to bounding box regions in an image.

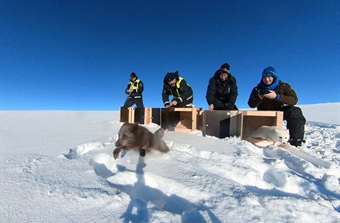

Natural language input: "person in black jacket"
[206,63,238,111]
[162,71,194,108]
[123,72,144,108]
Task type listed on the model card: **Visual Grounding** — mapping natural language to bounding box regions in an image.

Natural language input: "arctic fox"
[113,122,169,159]
[248,125,289,147]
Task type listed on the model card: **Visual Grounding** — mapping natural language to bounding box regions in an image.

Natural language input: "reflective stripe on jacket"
[170,77,189,96]
[129,79,141,91]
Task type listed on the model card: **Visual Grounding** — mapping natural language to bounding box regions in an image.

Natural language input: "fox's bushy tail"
[154,128,165,139]
[154,128,169,153]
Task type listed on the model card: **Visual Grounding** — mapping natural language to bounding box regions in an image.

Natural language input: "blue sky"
[1,0,339,110]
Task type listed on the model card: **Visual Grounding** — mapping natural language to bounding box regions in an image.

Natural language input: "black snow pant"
[280,106,306,141]
[123,97,144,108]
[123,97,144,124]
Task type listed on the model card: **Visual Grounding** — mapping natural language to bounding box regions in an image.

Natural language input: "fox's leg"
[273,141,281,147]
[139,149,146,157]
[113,148,121,160]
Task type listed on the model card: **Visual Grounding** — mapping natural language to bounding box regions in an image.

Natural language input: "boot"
[289,139,305,147]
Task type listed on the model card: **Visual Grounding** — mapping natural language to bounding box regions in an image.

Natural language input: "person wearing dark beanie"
[123,72,144,109]
[162,71,194,108]
[247,66,306,147]
[206,63,238,111]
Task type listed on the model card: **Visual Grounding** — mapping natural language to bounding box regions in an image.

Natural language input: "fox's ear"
[131,123,139,131]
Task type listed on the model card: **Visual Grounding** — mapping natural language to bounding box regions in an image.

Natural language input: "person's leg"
[135,98,144,108]
[176,101,194,108]
[134,98,144,124]
[123,97,134,108]
[281,106,306,146]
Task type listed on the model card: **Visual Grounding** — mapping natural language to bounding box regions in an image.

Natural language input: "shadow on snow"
[108,156,221,223]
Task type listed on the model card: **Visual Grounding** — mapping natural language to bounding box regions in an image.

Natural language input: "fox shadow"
[108,156,221,223]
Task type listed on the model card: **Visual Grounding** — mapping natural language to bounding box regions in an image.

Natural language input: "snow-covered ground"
[1,103,339,223]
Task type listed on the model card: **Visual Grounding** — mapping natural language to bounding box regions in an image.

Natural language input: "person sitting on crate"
[206,63,239,111]
[123,72,144,108]
[247,66,306,147]
[162,71,194,108]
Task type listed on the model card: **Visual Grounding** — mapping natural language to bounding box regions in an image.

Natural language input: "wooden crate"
[119,107,149,124]
[160,107,204,132]
[119,107,134,123]
[202,110,242,138]
[240,110,283,140]
[202,110,283,139]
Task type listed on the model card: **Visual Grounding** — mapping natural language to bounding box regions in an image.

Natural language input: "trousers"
[123,97,144,108]
[280,106,306,140]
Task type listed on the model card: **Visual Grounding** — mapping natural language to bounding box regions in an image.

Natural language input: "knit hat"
[217,69,229,76]
[220,63,230,70]
[260,66,280,89]
[130,72,137,78]
[262,66,276,78]
[165,71,178,82]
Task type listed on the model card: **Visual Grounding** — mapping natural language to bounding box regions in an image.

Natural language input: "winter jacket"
[248,80,298,110]
[206,69,238,110]
[162,76,193,107]
[125,78,144,99]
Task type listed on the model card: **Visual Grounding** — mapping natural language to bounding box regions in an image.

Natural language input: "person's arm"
[276,83,298,105]
[137,80,144,94]
[206,78,216,106]
[125,83,132,94]
[248,87,262,108]
[162,85,171,107]
[228,79,238,105]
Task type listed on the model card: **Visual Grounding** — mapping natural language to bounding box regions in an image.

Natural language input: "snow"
[1,103,340,223]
